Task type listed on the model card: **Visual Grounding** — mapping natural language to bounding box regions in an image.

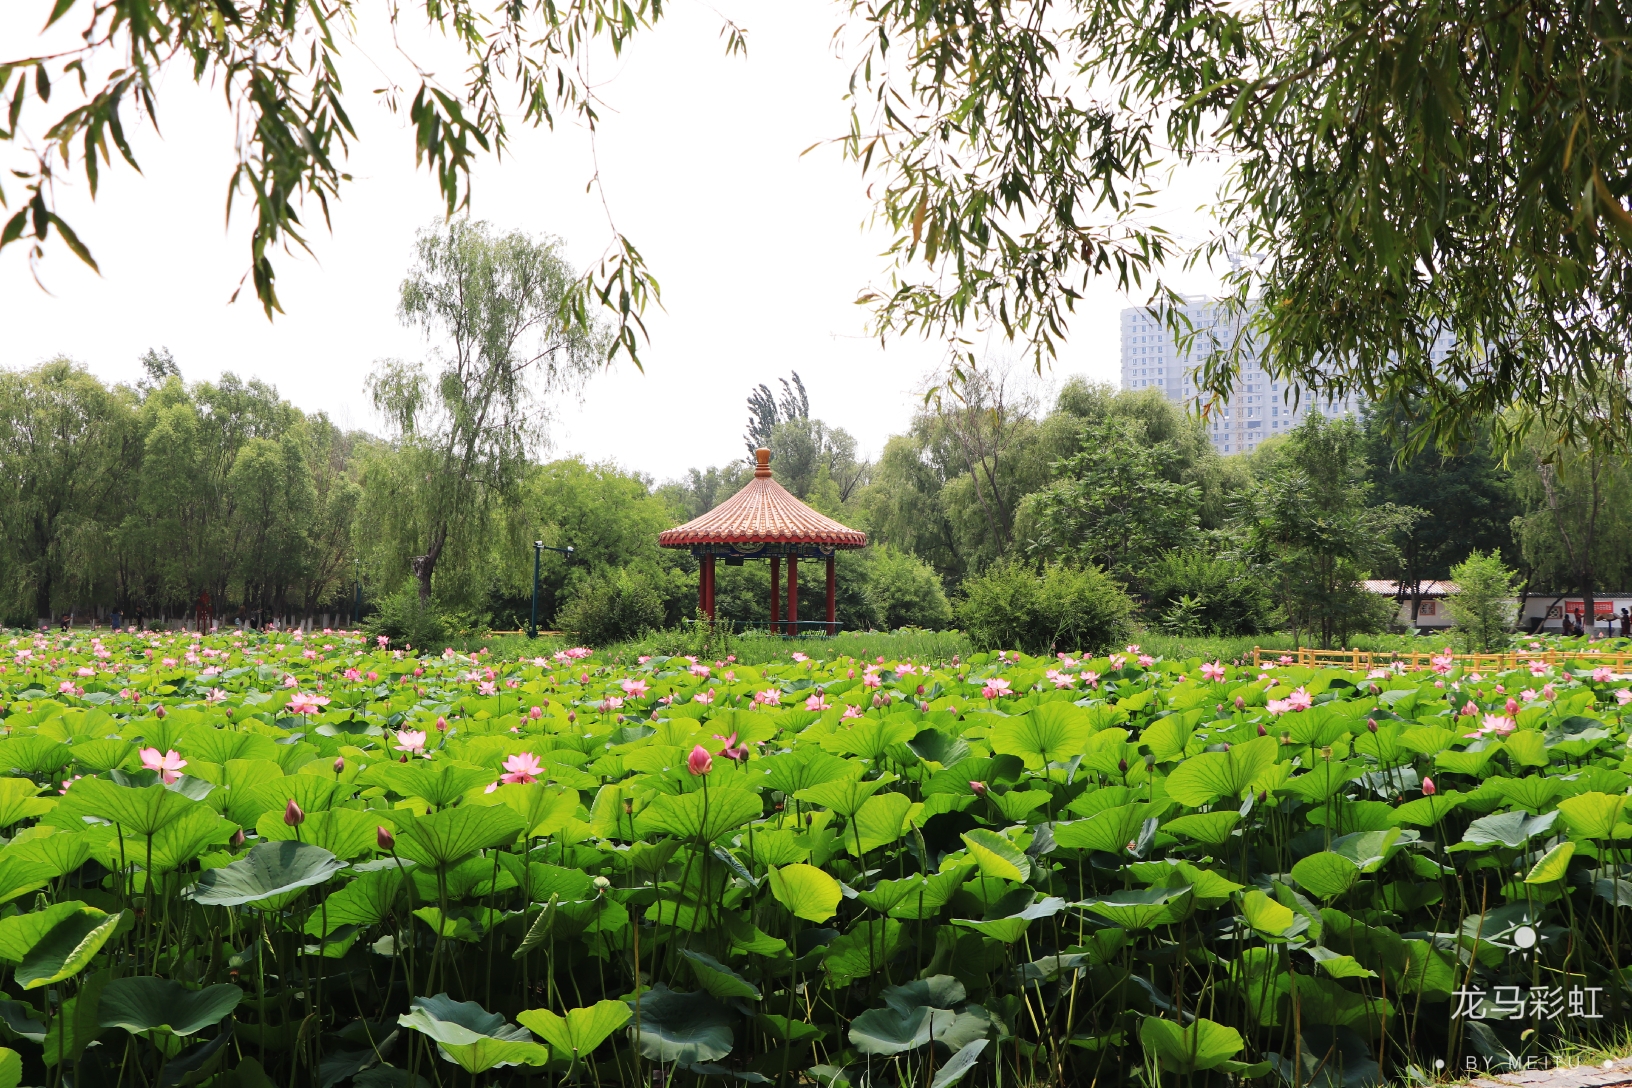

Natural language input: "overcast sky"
[0,1,1228,481]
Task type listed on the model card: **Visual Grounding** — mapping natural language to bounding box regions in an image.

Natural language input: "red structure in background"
[658,447,867,634]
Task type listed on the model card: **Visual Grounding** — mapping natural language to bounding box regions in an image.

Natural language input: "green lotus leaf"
[847,792,912,855]
[1164,735,1277,806]
[16,906,125,990]
[393,805,526,869]
[952,896,1067,943]
[516,1001,630,1063]
[931,1038,988,1088]
[959,829,1030,882]
[1558,792,1630,840]
[990,703,1091,769]
[1455,809,1559,851]
[1138,1016,1245,1073]
[767,863,841,922]
[1525,841,1575,884]
[98,977,242,1036]
[0,780,55,828]
[1162,811,1240,846]
[257,807,391,859]
[358,760,498,807]
[681,949,761,1000]
[70,778,196,836]
[625,984,733,1065]
[635,788,761,841]
[1080,885,1193,930]
[0,1047,19,1088]
[794,777,891,818]
[1290,853,1361,900]
[186,840,345,906]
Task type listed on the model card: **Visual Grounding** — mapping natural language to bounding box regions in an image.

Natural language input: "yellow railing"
[1251,646,1632,672]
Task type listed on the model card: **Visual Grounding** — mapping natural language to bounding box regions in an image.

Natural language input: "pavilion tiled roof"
[659,448,868,549]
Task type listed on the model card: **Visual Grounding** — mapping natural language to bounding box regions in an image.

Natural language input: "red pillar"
[786,555,798,637]
[826,554,836,635]
[770,557,781,634]
[701,555,716,620]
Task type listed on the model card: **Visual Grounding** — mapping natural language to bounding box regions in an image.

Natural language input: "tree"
[1444,551,1519,652]
[366,220,603,607]
[956,559,1134,655]
[767,419,868,503]
[1363,403,1517,624]
[1509,422,1632,624]
[1247,414,1416,648]
[1021,415,1202,581]
[744,373,809,458]
[863,547,954,630]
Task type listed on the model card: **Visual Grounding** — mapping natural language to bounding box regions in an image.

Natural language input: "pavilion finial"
[754,447,772,478]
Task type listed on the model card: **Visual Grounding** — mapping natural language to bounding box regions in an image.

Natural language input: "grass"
[448,625,973,665]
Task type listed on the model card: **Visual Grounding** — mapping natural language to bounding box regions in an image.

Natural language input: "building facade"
[1119,298,1455,455]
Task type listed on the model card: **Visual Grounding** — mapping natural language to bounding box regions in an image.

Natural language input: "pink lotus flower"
[689,664,711,678]
[1520,688,1539,702]
[638,655,651,664]
[377,635,389,647]
[394,729,427,754]
[1482,714,1516,736]
[1430,653,1454,675]
[478,681,498,696]
[140,747,187,784]
[283,674,300,688]
[1595,667,1614,682]
[969,780,987,797]
[602,695,625,711]
[1285,687,1313,711]
[162,657,178,667]
[1530,661,1549,677]
[1045,669,1074,689]
[501,752,543,785]
[1081,671,1100,688]
[1422,777,1437,796]
[791,652,810,663]
[1620,689,1632,706]
[863,672,882,689]
[1460,701,1479,717]
[1201,660,1226,682]
[1138,654,1155,667]
[840,704,864,720]
[621,678,649,697]
[1107,654,1128,671]
[1506,697,1519,715]
[287,692,330,715]
[715,733,748,761]
[694,690,716,705]
[528,705,543,720]
[982,678,1011,700]
[896,663,918,676]
[1126,644,1141,654]
[1267,698,1291,716]
[57,680,78,695]
[805,692,829,711]
[76,666,94,678]
[566,647,592,659]
[205,688,228,704]
[1542,683,1557,701]
[343,668,361,681]
[687,745,713,776]
[753,689,782,706]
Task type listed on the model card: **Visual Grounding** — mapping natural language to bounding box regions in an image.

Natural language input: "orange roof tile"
[659,448,867,549]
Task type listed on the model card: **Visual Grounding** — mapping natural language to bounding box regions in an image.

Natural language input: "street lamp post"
[353,557,361,628]
[531,542,574,638]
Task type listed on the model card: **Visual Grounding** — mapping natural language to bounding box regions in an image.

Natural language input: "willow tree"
[366,220,603,608]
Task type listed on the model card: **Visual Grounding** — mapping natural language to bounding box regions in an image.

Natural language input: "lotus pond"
[3,631,1632,1088]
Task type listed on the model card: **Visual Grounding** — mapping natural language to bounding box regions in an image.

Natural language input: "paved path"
[1468,1057,1632,1088]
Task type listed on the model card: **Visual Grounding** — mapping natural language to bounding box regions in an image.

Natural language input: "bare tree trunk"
[411,526,447,608]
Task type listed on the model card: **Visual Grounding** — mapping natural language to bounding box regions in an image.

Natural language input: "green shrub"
[956,559,1134,654]
[1142,551,1272,636]
[554,566,665,645]
[863,546,954,630]
[1444,549,1519,651]
[363,585,454,648]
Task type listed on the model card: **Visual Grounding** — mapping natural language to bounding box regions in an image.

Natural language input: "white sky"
[0,1,1228,481]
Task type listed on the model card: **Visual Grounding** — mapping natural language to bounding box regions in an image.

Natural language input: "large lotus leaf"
[931,1038,988,1088]
[959,829,1030,882]
[1139,1016,1246,1073]
[516,1001,630,1062]
[855,866,971,919]
[625,985,733,1064]
[245,775,340,819]
[304,867,404,936]
[9,826,112,880]
[1557,792,1630,840]
[1141,717,1194,763]
[70,778,196,836]
[906,728,971,768]
[0,853,58,906]
[186,841,346,907]
[847,792,912,855]
[64,739,135,774]
[849,1006,936,1056]
[16,906,124,990]
[767,863,841,923]
[98,977,242,1036]
[1162,811,1240,846]
[393,805,526,869]
[1388,792,1463,827]
[257,808,391,859]
[1239,890,1303,940]
[794,777,891,818]
[1079,885,1193,930]
[0,1048,19,1088]
[820,717,918,761]
[1054,804,1149,853]
[180,729,280,765]
[1164,736,1277,806]
[824,920,905,985]
[1291,854,1361,901]
[990,703,1091,769]
[133,806,237,873]
[0,902,92,964]
[360,761,497,807]
[882,976,967,1016]
[634,789,761,841]
[952,897,1067,943]
[754,749,859,795]
[1397,726,1456,757]
[1328,829,1404,873]
[1128,860,1243,907]
[491,783,580,839]
[399,994,531,1045]
[681,950,761,1000]
[42,970,110,1067]
[436,1038,550,1074]
[1281,763,1359,803]
[1486,776,1564,813]
[1454,809,1559,851]
[0,780,55,828]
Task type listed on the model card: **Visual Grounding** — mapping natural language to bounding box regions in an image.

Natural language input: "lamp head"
[534,540,544,549]
[566,546,574,554]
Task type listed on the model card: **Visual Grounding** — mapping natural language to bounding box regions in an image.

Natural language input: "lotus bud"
[231,829,245,847]
[1118,758,1129,774]
[592,875,611,892]
[919,701,930,713]
[1506,697,1519,715]
[435,716,447,731]
[1216,703,1225,714]
[568,711,577,724]
[1422,776,1437,796]
[377,826,395,850]
[872,694,883,708]
[1257,724,1267,736]
[155,705,167,719]
[916,684,925,695]
[529,705,543,720]
[687,745,713,776]
[1144,753,1155,770]
[1367,718,1378,732]
[1258,791,1267,804]
[284,798,305,826]
[1220,742,1230,751]
[1235,695,1245,710]
[847,669,855,678]
[333,757,345,774]
[969,780,987,797]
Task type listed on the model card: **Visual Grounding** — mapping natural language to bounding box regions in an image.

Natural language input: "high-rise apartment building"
[1119,298,1453,454]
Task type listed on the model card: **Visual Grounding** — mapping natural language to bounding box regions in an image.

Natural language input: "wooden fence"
[1250,646,1632,672]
